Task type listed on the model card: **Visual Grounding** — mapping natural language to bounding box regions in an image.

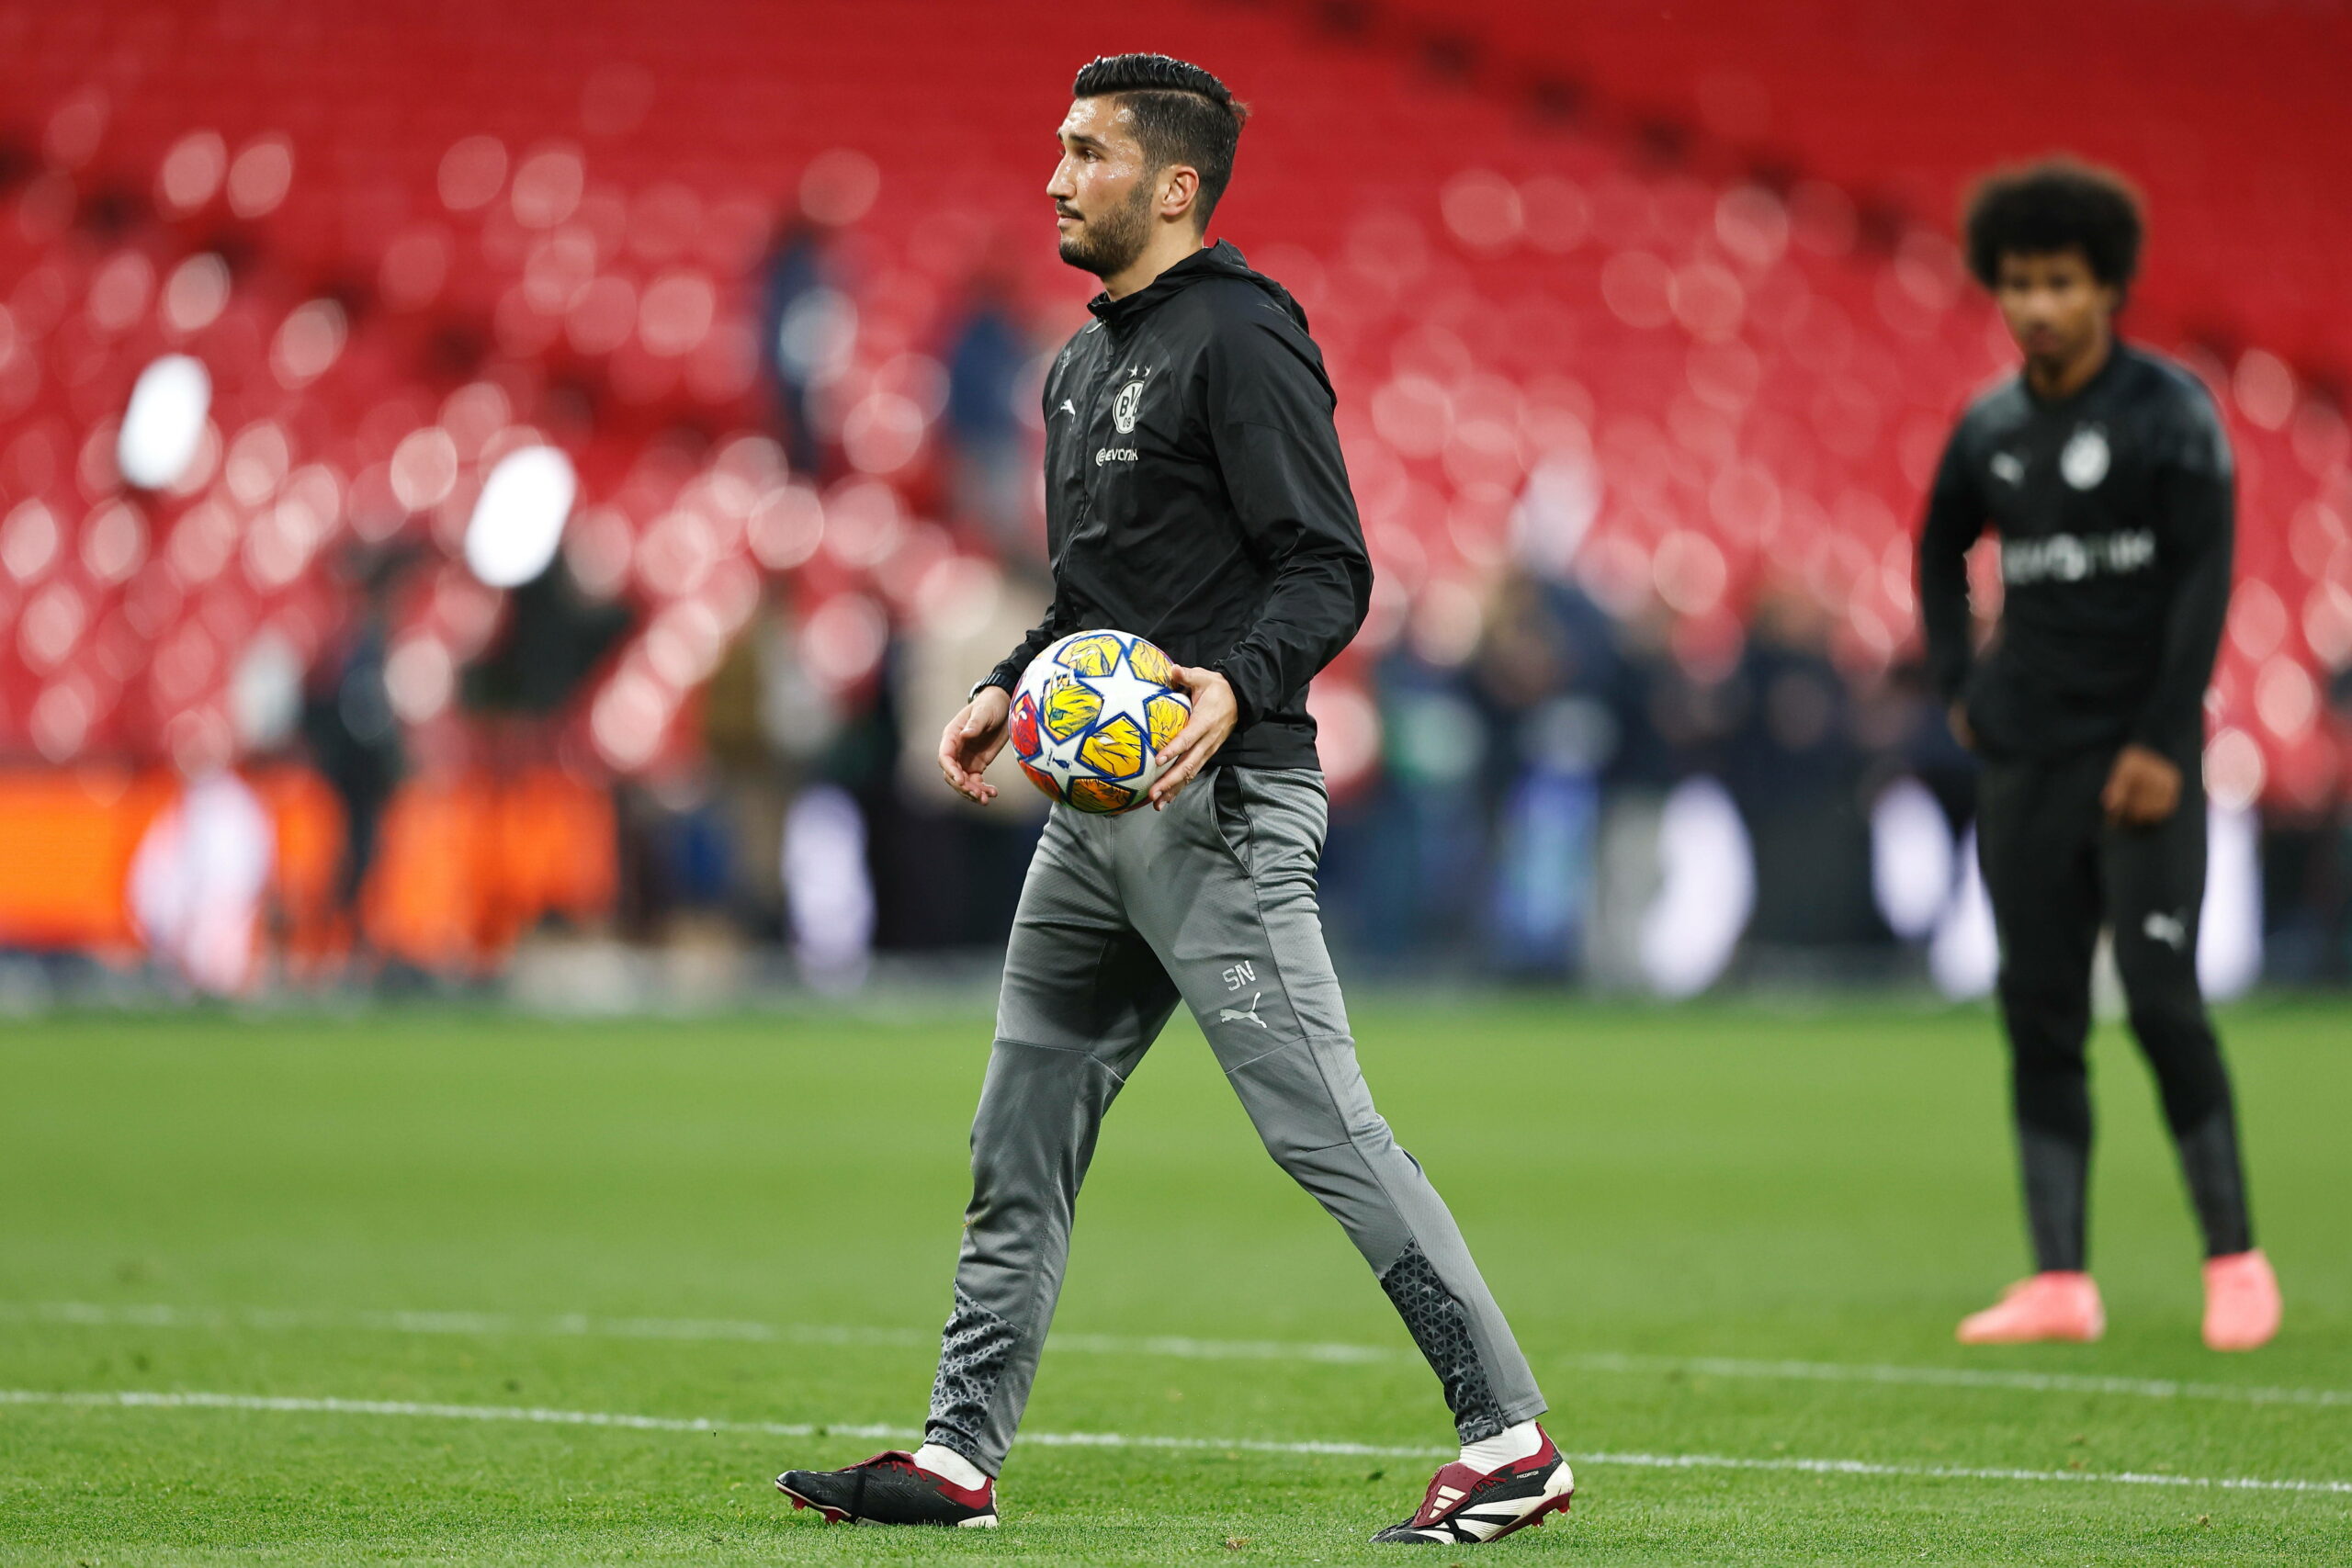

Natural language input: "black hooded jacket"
[979,242,1373,772]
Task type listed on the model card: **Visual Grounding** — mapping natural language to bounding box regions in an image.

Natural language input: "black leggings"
[1975,748,2252,1271]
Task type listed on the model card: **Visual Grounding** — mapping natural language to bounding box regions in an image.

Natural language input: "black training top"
[1917,341,2234,764]
[980,241,1373,772]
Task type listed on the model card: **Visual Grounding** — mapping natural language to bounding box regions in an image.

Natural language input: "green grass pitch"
[2,997,2346,1563]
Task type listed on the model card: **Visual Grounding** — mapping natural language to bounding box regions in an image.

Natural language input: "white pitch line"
[9,1301,2346,1409]
[5,1387,2348,1497]
[1555,1350,2352,1411]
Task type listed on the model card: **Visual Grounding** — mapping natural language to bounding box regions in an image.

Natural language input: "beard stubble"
[1057,180,1155,278]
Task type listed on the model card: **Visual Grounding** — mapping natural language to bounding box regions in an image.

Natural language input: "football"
[1007,630,1193,814]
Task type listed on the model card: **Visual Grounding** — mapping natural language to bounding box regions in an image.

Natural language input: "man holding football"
[776,53,1569,1544]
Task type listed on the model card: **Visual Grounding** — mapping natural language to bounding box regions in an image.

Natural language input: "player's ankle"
[911,1442,990,1490]
[1459,1418,1544,1471]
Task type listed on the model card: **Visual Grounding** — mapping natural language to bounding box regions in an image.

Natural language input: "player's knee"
[1997,962,2088,1023]
[2002,1013,2090,1081]
[1255,1114,1354,1171]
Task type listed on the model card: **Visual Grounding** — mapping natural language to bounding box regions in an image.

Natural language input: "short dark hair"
[1072,53,1249,228]
[1962,159,2144,298]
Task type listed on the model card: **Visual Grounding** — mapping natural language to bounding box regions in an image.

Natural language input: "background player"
[776,54,1573,1542]
[1918,162,2281,1351]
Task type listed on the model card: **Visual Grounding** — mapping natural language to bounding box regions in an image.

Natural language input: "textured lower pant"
[1975,748,2253,1272]
[924,767,1545,1474]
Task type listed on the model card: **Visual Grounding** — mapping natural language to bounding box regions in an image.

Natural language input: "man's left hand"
[1148,666,1238,809]
[2102,743,2182,827]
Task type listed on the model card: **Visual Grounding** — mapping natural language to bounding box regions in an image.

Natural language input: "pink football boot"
[2201,1249,2281,1351]
[1956,1271,2105,1344]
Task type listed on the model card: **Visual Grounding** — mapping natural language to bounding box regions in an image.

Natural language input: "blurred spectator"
[299,550,409,945]
[760,218,849,476]
[1717,590,1887,956]
[939,272,1040,557]
[129,770,274,995]
[1473,568,1625,976]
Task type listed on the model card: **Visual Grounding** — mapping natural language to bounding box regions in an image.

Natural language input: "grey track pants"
[923,766,1545,1474]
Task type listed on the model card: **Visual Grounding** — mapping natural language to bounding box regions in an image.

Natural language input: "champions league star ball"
[1008,630,1192,814]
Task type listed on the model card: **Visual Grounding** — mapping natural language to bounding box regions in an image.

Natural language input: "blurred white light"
[775,288,856,385]
[511,144,585,229]
[1306,682,1382,796]
[2,499,60,582]
[1928,827,1999,999]
[1714,184,1789,266]
[127,771,273,996]
[1871,776,1955,942]
[88,251,155,335]
[638,270,716,356]
[2206,728,2267,811]
[1371,375,1452,458]
[1441,169,1524,252]
[2305,581,2352,669]
[81,500,147,583]
[163,254,232,336]
[2255,658,2318,740]
[230,628,303,750]
[390,426,458,511]
[748,483,824,570]
[798,149,880,226]
[439,380,513,455]
[644,599,727,688]
[637,507,718,597]
[157,130,227,212]
[1653,529,1727,615]
[908,552,1001,642]
[463,445,577,588]
[438,135,508,211]
[819,479,902,570]
[798,592,888,690]
[842,390,925,474]
[591,667,672,771]
[226,134,294,219]
[1669,262,1745,341]
[385,634,456,725]
[1600,251,1675,330]
[271,299,346,388]
[18,580,86,671]
[1639,774,1753,998]
[784,784,874,992]
[563,505,634,598]
[2227,577,2286,661]
[224,420,290,506]
[2199,803,2263,999]
[1407,580,1485,669]
[118,355,213,490]
[164,501,236,586]
[29,678,95,762]
[2232,349,2295,433]
[44,90,107,171]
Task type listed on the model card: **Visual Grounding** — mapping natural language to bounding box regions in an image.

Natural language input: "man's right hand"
[939,685,1012,805]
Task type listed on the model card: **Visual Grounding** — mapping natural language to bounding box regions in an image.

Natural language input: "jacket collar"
[1085,240,1252,329]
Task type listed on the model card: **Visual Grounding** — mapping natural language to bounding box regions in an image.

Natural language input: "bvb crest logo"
[1112,379,1145,434]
